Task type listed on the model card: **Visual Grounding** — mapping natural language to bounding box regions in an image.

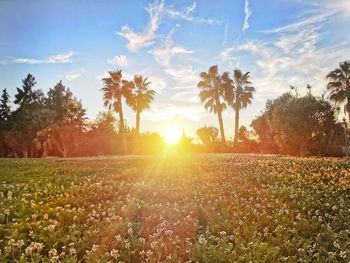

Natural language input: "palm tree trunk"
[136,110,140,135]
[118,100,124,133]
[118,100,127,154]
[234,108,239,144]
[217,110,226,145]
[347,97,350,124]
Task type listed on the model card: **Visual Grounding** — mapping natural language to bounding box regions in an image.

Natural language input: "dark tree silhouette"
[327,61,350,122]
[0,89,11,121]
[126,75,156,134]
[101,70,133,153]
[46,81,86,157]
[197,126,218,146]
[223,69,255,143]
[198,65,227,145]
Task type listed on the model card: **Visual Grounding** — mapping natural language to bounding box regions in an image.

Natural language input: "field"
[1,154,350,262]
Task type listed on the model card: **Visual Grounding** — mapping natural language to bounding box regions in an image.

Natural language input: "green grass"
[1,154,350,262]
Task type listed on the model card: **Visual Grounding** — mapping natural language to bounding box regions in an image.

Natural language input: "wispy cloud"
[164,66,198,90]
[107,55,129,67]
[217,46,238,63]
[149,30,194,67]
[165,1,222,25]
[14,51,75,64]
[147,76,167,93]
[117,0,221,52]
[242,0,252,31]
[312,0,350,18]
[219,8,350,100]
[66,69,84,81]
[264,12,331,33]
[117,0,164,52]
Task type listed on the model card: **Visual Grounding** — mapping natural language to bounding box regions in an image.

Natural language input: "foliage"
[0,89,11,122]
[82,112,120,156]
[198,65,227,144]
[1,155,350,262]
[46,81,86,157]
[0,89,12,157]
[126,75,156,134]
[252,91,345,155]
[327,61,350,122]
[197,126,218,151]
[7,74,52,157]
[223,69,255,143]
[101,70,133,133]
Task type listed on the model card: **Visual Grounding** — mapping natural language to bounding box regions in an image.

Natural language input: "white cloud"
[14,51,75,64]
[66,69,84,81]
[164,66,198,90]
[66,73,81,81]
[265,12,331,33]
[165,1,222,25]
[117,0,164,52]
[47,51,75,63]
[14,58,42,64]
[149,30,194,66]
[171,90,199,103]
[117,0,222,52]
[217,46,236,63]
[242,0,252,31]
[314,0,350,18]
[220,11,350,100]
[147,76,167,93]
[107,55,129,67]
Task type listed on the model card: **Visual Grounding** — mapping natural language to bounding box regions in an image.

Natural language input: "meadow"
[1,154,350,262]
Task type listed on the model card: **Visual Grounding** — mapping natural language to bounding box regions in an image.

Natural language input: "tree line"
[196,61,350,156]
[0,61,349,157]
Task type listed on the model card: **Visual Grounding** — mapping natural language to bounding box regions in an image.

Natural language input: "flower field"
[1,154,350,262]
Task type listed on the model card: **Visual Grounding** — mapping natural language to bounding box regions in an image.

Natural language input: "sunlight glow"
[160,126,182,145]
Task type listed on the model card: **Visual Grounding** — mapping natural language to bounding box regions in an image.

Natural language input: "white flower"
[110,249,119,259]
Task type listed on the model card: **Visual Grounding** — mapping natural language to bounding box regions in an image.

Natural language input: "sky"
[0,0,350,139]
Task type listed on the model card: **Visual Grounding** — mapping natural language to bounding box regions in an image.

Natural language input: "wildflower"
[198,235,207,246]
[3,208,10,216]
[110,249,119,259]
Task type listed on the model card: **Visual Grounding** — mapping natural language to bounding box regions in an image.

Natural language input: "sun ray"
[160,126,182,145]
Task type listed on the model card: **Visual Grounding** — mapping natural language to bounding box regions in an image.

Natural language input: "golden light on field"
[160,126,182,145]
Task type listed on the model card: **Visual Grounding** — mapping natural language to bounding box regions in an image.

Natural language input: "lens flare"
[160,126,182,145]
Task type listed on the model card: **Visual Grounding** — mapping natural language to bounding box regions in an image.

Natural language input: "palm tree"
[224,69,255,143]
[327,61,350,123]
[101,70,133,133]
[126,75,156,134]
[101,70,133,153]
[198,65,227,145]
[197,126,218,150]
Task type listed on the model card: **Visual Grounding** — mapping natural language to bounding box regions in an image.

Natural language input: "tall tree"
[126,75,156,134]
[198,65,227,145]
[224,69,255,143]
[252,92,344,155]
[83,111,119,156]
[101,71,133,134]
[0,89,11,157]
[101,71,133,154]
[9,75,51,157]
[327,61,350,122]
[14,74,40,109]
[0,89,11,121]
[46,81,86,157]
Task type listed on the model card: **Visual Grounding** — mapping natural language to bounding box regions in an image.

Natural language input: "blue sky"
[1,0,350,138]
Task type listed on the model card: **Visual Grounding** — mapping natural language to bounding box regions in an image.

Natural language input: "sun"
[160,126,182,145]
